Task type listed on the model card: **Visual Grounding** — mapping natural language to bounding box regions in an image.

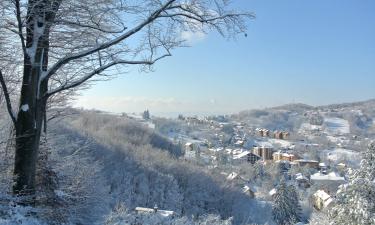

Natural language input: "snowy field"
[323,117,350,135]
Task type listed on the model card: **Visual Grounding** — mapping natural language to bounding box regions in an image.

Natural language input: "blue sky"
[76,0,375,116]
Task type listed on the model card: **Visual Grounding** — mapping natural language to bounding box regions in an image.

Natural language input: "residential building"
[233,151,260,164]
[273,151,296,162]
[312,190,333,210]
[293,159,319,169]
[253,146,274,160]
[295,173,310,188]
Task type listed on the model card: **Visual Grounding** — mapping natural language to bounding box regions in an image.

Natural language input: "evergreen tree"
[272,181,302,225]
[143,110,151,120]
[328,142,375,225]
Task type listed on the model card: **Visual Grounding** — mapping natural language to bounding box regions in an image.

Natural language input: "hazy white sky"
[75,0,375,116]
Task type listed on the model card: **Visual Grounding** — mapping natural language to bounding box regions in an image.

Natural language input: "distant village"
[121,107,371,222]
[178,114,353,213]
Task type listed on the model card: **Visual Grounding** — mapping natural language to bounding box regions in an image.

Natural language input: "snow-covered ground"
[254,138,294,149]
[254,140,273,148]
[299,123,322,133]
[321,148,361,167]
[268,139,294,149]
[323,117,350,135]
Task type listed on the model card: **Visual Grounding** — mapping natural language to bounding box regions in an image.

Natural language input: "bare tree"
[0,0,253,194]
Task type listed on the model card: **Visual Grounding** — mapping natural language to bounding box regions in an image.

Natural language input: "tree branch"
[54,19,128,34]
[0,69,17,125]
[42,0,176,83]
[46,53,171,97]
[14,0,27,55]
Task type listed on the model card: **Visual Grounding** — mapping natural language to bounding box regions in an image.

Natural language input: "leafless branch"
[0,69,16,125]
[43,0,176,82]
[46,53,171,97]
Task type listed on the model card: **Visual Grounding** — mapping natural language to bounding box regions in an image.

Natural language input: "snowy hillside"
[323,118,350,135]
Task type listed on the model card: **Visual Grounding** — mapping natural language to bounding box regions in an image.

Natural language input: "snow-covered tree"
[0,0,253,194]
[308,211,330,225]
[328,142,375,225]
[272,181,302,225]
[143,109,151,120]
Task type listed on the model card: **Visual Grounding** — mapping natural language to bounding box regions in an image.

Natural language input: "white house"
[312,190,333,210]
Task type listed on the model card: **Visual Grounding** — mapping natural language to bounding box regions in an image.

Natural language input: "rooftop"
[311,172,345,181]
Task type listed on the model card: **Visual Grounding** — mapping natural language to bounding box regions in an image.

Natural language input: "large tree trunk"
[12,0,56,194]
[13,50,47,194]
[13,103,44,194]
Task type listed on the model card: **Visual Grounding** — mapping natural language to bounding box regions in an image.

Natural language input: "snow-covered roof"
[294,159,319,163]
[227,172,239,181]
[232,149,244,155]
[311,172,345,181]
[235,140,244,145]
[242,184,256,194]
[209,147,223,152]
[233,151,250,159]
[273,151,295,158]
[313,190,333,208]
[135,207,175,217]
[269,188,277,196]
[282,153,294,157]
[295,173,308,181]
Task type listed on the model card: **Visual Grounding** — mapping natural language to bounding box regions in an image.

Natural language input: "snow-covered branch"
[14,0,26,55]
[46,53,171,97]
[42,0,176,83]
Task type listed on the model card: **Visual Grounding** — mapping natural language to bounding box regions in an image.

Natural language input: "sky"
[75,0,375,116]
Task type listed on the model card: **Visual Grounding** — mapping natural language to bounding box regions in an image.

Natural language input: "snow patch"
[20,104,29,112]
[25,20,45,65]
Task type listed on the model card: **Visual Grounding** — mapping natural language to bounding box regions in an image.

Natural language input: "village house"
[235,139,245,147]
[185,142,193,151]
[227,172,240,181]
[232,151,261,164]
[282,131,290,139]
[273,151,296,162]
[248,152,262,164]
[336,162,346,169]
[226,172,248,187]
[135,206,176,218]
[318,162,328,174]
[242,184,256,198]
[253,146,274,160]
[312,190,333,210]
[256,128,271,137]
[269,188,277,197]
[293,159,319,169]
[295,173,311,188]
[273,130,283,139]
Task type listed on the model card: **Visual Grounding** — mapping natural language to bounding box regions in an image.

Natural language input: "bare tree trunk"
[13,0,54,194]
[13,58,47,194]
